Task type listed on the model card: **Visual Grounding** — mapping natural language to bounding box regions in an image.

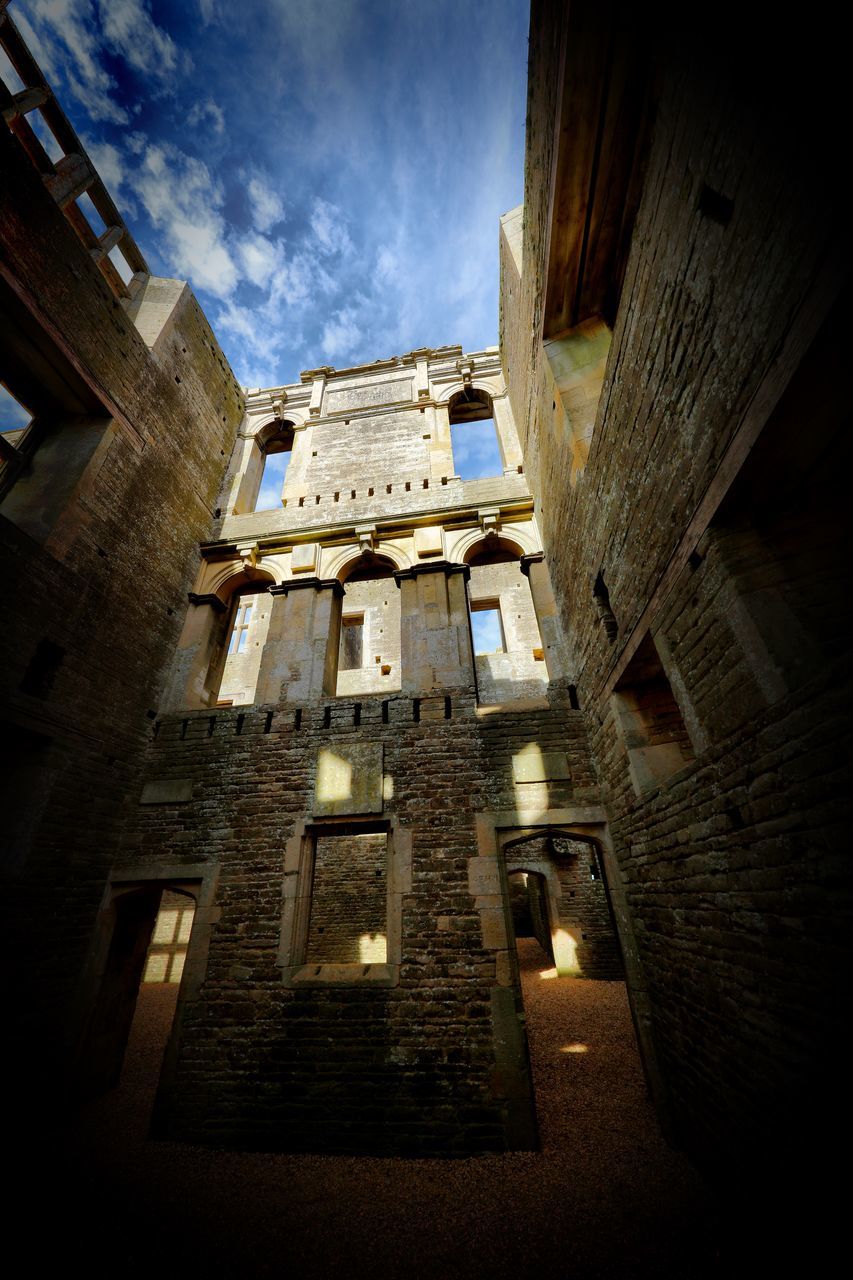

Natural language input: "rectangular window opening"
[305,831,388,965]
[612,632,695,796]
[470,601,506,655]
[450,417,503,480]
[339,614,364,671]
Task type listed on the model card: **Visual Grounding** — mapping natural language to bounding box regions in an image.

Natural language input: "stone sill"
[283,963,399,988]
[475,697,551,716]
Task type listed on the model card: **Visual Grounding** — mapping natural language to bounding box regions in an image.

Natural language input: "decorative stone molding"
[393,560,471,586]
[187,591,227,613]
[271,576,345,598]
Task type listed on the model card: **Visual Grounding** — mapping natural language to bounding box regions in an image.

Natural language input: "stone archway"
[503,831,623,978]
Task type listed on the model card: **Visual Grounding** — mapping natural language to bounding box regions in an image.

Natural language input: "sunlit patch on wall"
[359,932,387,963]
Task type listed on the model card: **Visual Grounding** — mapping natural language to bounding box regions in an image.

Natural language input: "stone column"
[255,577,344,704]
[520,552,568,684]
[161,593,228,711]
[394,562,474,695]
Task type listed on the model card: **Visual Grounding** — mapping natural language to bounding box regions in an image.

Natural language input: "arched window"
[465,541,547,705]
[252,422,294,512]
[214,577,274,706]
[448,388,503,480]
[335,557,401,696]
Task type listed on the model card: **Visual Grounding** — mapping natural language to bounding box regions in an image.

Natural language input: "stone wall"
[306,833,388,964]
[0,118,242,1091]
[118,691,602,1154]
[468,558,547,705]
[501,0,852,1184]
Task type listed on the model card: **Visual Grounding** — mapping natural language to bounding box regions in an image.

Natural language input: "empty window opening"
[253,424,293,512]
[108,244,134,286]
[1,278,110,537]
[335,558,401,697]
[471,602,505,654]
[340,614,365,671]
[0,383,33,454]
[306,832,387,964]
[612,632,695,796]
[20,637,65,698]
[448,388,503,479]
[466,543,548,706]
[228,599,253,655]
[593,571,618,642]
[214,579,274,707]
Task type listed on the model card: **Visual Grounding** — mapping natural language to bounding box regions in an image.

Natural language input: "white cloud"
[321,308,362,359]
[187,97,225,135]
[310,198,353,256]
[85,137,128,200]
[198,0,221,24]
[237,234,283,288]
[246,177,285,233]
[16,1,130,124]
[376,246,399,282]
[130,143,239,296]
[97,0,187,83]
[214,299,299,388]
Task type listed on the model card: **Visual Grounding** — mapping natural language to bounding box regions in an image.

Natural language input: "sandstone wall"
[501,0,851,1179]
[0,121,242,1087]
[117,692,603,1154]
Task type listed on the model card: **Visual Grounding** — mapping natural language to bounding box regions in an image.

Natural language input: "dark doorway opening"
[507,868,553,968]
[77,882,198,1125]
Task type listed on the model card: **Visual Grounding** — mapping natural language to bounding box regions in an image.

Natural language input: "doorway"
[76,879,201,1111]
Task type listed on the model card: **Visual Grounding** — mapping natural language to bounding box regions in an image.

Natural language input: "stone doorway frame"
[68,859,219,1131]
[470,805,669,1127]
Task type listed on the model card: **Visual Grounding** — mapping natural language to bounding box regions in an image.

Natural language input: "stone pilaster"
[394,561,474,695]
[520,552,568,685]
[255,577,344,704]
[161,593,228,711]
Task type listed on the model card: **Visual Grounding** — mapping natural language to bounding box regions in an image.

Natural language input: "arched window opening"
[448,388,503,480]
[251,421,294,513]
[215,578,274,706]
[335,557,401,696]
[465,543,547,705]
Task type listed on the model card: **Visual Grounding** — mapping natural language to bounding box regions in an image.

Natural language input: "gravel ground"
[32,940,738,1278]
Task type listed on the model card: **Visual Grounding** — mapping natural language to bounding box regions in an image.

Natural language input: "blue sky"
[8,0,529,391]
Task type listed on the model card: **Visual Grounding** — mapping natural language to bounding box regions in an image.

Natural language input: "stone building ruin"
[1,0,849,1214]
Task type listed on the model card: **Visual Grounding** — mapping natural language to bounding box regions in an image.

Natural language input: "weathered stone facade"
[2,0,849,1198]
[500,0,852,1194]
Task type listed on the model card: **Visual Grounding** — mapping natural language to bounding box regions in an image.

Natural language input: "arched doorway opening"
[507,868,553,967]
[503,830,623,979]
